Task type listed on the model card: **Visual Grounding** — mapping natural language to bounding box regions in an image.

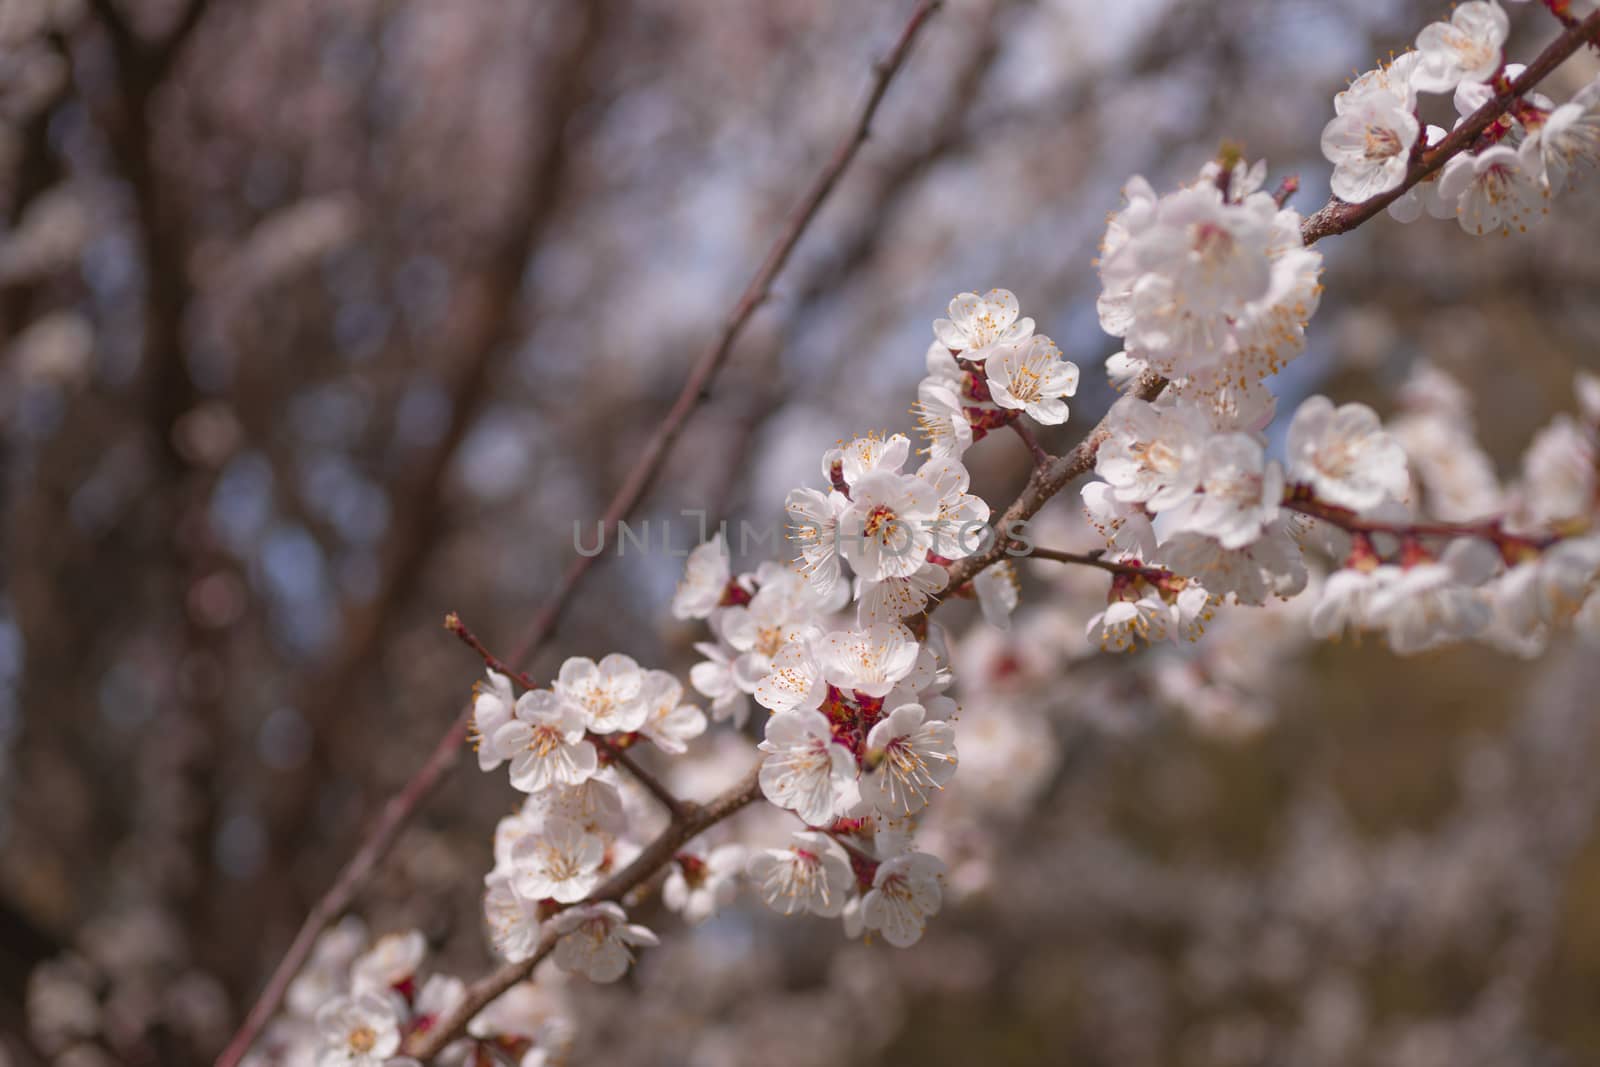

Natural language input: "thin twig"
[1026,546,1170,580]
[601,744,689,821]
[1283,494,1562,554]
[444,613,538,689]
[218,3,944,1062]
[1008,419,1054,468]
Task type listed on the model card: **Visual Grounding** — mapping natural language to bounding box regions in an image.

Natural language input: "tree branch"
[150,0,213,75]
[1008,419,1054,468]
[215,3,944,1062]
[1283,493,1562,556]
[1026,546,1171,580]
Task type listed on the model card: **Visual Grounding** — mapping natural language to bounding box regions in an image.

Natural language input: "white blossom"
[548,903,658,983]
[826,432,911,486]
[1096,396,1210,511]
[688,640,749,726]
[662,843,746,924]
[1156,521,1308,605]
[785,487,847,598]
[1532,538,1600,622]
[554,654,647,734]
[287,918,368,1020]
[1081,480,1158,561]
[837,470,941,581]
[864,703,957,816]
[714,582,822,693]
[1321,88,1419,202]
[753,634,827,714]
[484,875,543,963]
[349,931,424,997]
[492,690,598,795]
[974,561,1019,630]
[1099,166,1322,391]
[1366,540,1498,653]
[860,851,945,948]
[522,775,628,839]
[1309,566,1402,640]
[821,623,921,698]
[1087,593,1173,652]
[746,831,854,917]
[1437,145,1547,236]
[1388,125,1453,223]
[1168,434,1284,550]
[856,564,950,627]
[671,537,730,620]
[984,334,1080,426]
[931,288,1032,361]
[1287,395,1411,512]
[636,670,706,755]
[1335,52,1421,114]
[471,670,516,773]
[757,709,860,825]
[915,456,990,559]
[314,993,401,1067]
[509,816,605,903]
[913,379,975,460]
[1412,1,1508,95]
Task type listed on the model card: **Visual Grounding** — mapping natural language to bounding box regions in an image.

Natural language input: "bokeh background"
[4,0,1600,1064]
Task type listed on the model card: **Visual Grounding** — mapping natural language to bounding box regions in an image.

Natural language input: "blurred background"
[4,0,1600,1064]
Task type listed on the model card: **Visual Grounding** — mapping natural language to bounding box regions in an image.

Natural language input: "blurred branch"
[216,1,945,1062]
[712,0,1004,519]
[83,0,138,62]
[84,0,212,78]
[299,0,606,745]
[151,0,213,75]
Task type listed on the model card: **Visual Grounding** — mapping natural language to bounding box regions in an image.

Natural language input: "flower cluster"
[1322,1,1600,234]
[242,923,572,1067]
[471,654,723,981]
[915,288,1081,459]
[1310,367,1600,657]
[1096,158,1323,398]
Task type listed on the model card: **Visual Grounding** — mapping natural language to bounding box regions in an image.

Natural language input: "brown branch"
[404,764,764,1060]
[443,613,537,689]
[1008,419,1054,468]
[1026,546,1170,580]
[924,371,1171,619]
[602,744,688,821]
[83,0,138,61]
[1300,11,1600,246]
[1283,493,1562,555]
[215,3,944,1062]
[150,0,213,75]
